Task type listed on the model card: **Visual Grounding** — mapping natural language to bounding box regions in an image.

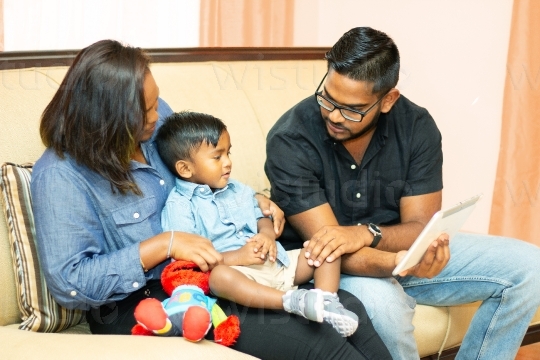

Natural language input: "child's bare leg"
[209,265,284,309]
[314,258,341,292]
[294,248,341,292]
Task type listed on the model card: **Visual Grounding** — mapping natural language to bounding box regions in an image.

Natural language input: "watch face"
[369,223,381,236]
[367,223,382,248]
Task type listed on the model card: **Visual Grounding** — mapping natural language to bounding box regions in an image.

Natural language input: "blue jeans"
[340,233,540,360]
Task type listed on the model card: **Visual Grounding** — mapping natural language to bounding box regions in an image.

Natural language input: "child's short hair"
[156,111,227,176]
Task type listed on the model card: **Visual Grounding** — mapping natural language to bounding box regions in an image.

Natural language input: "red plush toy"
[131,260,241,346]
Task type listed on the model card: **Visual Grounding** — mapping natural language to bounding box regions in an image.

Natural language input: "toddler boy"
[157,111,358,337]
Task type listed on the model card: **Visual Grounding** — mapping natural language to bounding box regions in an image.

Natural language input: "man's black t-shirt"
[265,95,443,248]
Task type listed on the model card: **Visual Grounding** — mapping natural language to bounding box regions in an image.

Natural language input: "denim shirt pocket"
[111,196,159,246]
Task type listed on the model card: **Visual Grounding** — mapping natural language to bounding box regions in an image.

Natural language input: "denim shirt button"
[159,179,165,185]
[133,282,140,288]
[351,164,357,170]
[70,290,77,297]
[238,231,243,236]
[133,212,140,219]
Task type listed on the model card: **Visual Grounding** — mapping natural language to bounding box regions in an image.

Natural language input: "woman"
[31,40,391,360]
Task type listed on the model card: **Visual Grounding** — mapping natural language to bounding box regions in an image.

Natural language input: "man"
[265,27,540,360]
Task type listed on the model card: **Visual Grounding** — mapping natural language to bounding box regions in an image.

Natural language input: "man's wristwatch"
[366,223,382,248]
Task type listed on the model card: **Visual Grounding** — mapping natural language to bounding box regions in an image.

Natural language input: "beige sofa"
[1,48,539,359]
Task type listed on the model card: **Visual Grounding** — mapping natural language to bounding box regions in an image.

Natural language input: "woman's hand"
[254,194,286,237]
[169,232,223,272]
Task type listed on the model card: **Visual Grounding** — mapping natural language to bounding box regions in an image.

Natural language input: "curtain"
[0,0,4,51]
[199,0,294,47]
[489,0,540,246]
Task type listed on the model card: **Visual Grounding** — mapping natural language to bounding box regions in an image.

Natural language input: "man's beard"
[326,109,382,143]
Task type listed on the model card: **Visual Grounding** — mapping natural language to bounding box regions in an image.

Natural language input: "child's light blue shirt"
[161,178,290,267]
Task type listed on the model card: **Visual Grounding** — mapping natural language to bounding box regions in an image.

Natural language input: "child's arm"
[247,217,277,262]
[221,244,266,266]
[221,218,276,266]
[248,184,277,262]
[257,217,277,239]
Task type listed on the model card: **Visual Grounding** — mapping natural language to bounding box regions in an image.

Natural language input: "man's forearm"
[340,221,424,277]
[374,192,442,253]
[341,219,442,277]
[341,247,398,277]
[375,221,426,253]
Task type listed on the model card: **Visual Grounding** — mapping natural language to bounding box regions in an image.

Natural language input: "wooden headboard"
[0,47,331,70]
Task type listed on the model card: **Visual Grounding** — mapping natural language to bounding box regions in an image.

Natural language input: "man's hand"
[254,194,286,237]
[303,225,366,267]
[247,233,277,262]
[395,233,450,277]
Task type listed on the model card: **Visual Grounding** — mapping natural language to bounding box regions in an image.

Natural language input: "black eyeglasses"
[314,72,389,123]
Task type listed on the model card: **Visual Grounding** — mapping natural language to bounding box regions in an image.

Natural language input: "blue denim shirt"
[31,98,176,310]
[161,178,290,267]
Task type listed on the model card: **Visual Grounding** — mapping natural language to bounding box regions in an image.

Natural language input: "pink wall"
[293,0,513,234]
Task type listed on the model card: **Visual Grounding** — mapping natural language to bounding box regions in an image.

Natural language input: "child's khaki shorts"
[231,249,302,291]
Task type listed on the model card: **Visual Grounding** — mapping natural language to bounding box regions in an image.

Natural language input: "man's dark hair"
[40,39,150,195]
[325,27,400,95]
[156,111,227,176]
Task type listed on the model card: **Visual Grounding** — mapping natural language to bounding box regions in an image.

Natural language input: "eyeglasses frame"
[314,72,390,123]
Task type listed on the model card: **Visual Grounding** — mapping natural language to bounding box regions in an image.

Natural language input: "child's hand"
[236,242,266,266]
[247,233,277,262]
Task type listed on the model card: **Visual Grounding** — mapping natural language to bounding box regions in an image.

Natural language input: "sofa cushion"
[0,162,84,332]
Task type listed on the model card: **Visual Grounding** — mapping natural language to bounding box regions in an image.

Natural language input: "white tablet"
[392,194,483,276]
